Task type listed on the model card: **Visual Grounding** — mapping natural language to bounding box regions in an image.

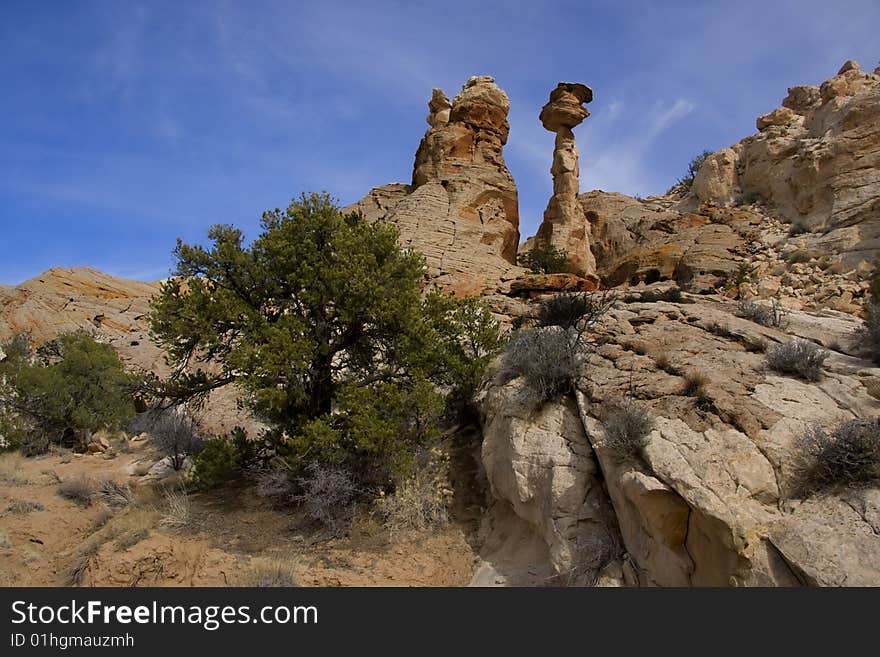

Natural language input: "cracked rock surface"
[476,285,880,586]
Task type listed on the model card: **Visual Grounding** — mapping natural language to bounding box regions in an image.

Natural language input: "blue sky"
[1,0,878,284]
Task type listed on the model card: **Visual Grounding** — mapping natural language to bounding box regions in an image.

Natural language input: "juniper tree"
[149,193,503,486]
[0,332,137,454]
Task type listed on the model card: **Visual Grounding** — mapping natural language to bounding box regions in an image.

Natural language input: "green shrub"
[286,378,444,489]
[190,428,252,490]
[0,332,138,454]
[766,339,828,381]
[667,149,712,194]
[523,243,570,274]
[420,293,506,408]
[148,193,502,492]
[792,417,880,496]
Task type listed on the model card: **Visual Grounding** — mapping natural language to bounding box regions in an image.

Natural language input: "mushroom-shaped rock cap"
[540,82,593,132]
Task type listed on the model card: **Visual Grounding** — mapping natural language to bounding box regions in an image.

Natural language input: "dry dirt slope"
[0,267,480,587]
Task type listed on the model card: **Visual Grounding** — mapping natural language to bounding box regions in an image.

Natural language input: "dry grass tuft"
[98,479,136,508]
[6,500,44,514]
[0,453,28,486]
[241,558,300,587]
[57,476,96,506]
[159,487,192,532]
[375,469,448,537]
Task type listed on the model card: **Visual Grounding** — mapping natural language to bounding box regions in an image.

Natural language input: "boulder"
[692,148,739,205]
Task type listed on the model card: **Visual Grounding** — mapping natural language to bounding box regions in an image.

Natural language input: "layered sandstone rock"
[585,62,879,302]
[533,83,597,278]
[0,267,161,369]
[477,285,880,586]
[691,60,880,267]
[583,191,759,292]
[346,76,523,296]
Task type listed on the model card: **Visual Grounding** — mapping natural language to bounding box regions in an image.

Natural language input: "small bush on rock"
[792,417,880,496]
[766,339,828,381]
[736,298,789,329]
[667,149,712,194]
[601,399,655,457]
[501,328,579,401]
[538,291,616,344]
[524,244,570,274]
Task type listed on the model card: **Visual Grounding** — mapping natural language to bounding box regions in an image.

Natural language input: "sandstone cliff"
[688,60,880,267]
[0,267,255,437]
[581,62,879,316]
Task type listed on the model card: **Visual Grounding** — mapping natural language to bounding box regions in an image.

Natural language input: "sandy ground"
[0,440,479,587]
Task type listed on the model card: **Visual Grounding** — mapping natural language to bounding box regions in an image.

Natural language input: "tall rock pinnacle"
[346,76,523,296]
[534,82,597,277]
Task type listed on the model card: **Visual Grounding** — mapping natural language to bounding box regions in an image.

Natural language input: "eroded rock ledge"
[475,284,880,586]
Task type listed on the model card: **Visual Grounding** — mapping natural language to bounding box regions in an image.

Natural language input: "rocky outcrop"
[346,76,524,296]
[476,378,621,584]
[0,267,161,371]
[533,83,598,278]
[584,61,879,304]
[584,192,759,292]
[0,267,259,438]
[693,60,880,267]
[477,286,880,586]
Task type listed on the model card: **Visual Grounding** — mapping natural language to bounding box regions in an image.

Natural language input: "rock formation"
[690,60,880,268]
[533,83,598,278]
[476,282,880,586]
[346,76,523,296]
[581,61,880,306]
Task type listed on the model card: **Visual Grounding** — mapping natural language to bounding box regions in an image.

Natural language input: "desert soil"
[0,439,479,587]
